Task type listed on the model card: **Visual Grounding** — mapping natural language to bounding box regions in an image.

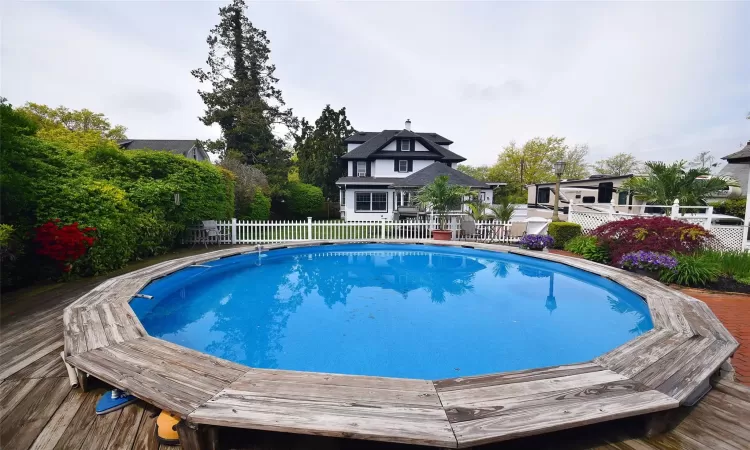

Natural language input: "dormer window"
[357,161,367,177]
[398,160,408,173]
[400,140,410,151]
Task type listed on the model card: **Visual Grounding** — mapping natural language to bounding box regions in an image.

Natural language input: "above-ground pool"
[131,244,652,379]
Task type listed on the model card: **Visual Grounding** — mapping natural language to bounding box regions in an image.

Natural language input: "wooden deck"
[2,240,747,449]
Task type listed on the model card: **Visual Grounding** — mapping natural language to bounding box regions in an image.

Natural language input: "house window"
[395,191,412,207]
[356,192,388,212]
[400,140,410,151]
[537,187,551,203]
[398,160,408,172]
[357,161,366,177]
[617,191,629,205]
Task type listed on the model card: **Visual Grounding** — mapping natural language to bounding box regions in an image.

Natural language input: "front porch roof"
[391,162,490,189]
[722,140,750,163]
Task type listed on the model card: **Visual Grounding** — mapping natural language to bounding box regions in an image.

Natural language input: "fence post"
[705,206,713,230]
[380,219,386,240]
[307,217,312,240]
[609,199,616,219]
[671,199,680,219]
[231,218,237,245]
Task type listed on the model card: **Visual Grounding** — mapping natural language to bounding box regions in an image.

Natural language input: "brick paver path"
[679,288,750,385]
[548,249,750,385]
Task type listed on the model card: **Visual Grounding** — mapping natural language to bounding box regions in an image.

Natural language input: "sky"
[2,1,749,168]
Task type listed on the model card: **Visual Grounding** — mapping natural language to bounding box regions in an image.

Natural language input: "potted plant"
[519,234,554,251]
[618,251,677,280]
[414,175,470,240]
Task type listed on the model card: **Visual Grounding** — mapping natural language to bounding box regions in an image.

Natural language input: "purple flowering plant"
[618,251,678,272]
[519,234,555,250]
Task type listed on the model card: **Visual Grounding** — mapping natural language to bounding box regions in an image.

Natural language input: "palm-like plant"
[414,175,470,230]
[623,161,728,206]
[489,198,517,223]
[466,194,489,221]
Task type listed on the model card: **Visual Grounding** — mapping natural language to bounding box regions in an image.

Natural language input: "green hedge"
[548,222,582,249]
[282,182,325,219]
[0,103,234,287]
[713,198,746,218]
[244,189,271,220]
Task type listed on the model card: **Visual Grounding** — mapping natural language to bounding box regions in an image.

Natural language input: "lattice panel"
[707,226,748,252]
[569,211,628,233]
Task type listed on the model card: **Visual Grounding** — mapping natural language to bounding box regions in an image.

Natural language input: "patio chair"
[509,221,527,242]
[195,220,220,248]
[459,220,480,241]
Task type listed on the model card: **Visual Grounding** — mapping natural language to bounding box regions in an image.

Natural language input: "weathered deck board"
[190,369,457,448]
[56,240,740,447]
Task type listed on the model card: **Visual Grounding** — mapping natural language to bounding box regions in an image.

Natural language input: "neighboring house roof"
[341,130,463,162]
[722,140,750,163]
[530,174,634,187]
[391,162,490,189]
[118,139,200,156]
[718,162,749,195]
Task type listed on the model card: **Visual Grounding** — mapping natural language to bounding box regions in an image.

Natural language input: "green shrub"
[548,222,582,249]
[283,182,325,219]
[659,253,720,287]
[564,235,610,263]
[0,103,235,286]
[713,198,746,218]
[243,189,271,220]
[699,250,750,284]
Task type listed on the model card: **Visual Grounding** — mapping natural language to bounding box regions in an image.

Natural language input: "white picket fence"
[184,218,517,245]
[569,200,748,252]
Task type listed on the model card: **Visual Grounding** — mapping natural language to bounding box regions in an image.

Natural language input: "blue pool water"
[131,244,652,379]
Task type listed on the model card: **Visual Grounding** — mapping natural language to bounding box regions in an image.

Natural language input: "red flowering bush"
[590,216,710,263]
[34,220,97,272]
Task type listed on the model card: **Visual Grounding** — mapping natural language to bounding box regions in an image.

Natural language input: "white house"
[336,120,494,221]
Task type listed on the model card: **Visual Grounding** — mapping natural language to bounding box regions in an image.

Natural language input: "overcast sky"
[2,1,748,167]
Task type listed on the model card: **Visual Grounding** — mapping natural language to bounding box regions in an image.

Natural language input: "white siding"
[347,143,361,152]
[382,141,398,151]
[414,141,430,152]
[372,159,437,177]
[343,189,393,221]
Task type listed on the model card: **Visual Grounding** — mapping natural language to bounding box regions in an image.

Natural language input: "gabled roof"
[391,162,490,189]
[341,130,464,162]
[118,140,199,156]
[345,130,453,145]
[722,140,750,163]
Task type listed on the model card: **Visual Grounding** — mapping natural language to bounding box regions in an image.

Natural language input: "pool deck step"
[433,363,678,448]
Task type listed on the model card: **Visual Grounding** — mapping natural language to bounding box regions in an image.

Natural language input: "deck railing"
[184,218,517,245]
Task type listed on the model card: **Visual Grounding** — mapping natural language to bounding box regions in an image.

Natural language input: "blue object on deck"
[96,389,136,415]
[131,244,653,379]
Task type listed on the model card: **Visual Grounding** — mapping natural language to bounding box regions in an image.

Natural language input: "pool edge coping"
[62,240,738,448]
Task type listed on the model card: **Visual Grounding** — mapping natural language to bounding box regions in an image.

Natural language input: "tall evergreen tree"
[192,0,296,188]
[294,105,355,199]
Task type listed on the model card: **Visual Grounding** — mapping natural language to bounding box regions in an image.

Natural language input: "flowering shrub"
[34,220,97,272]
[619,251,678,272]
[590,216,710,263]
[519,234,554,250]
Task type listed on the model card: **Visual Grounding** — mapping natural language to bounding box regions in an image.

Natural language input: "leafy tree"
[592,152,641,176]
[456,164,491,181]
[294,105,355,198]
[563,144,590,179]
[622,161,728,206]
[282,182,325,219]
[689,151,719,173]
[487,137,567,198]
[18,102,127,139]
[192,0,297,188]
[218,151,269,218]
[414,175,470,230]
[18,102,126,152]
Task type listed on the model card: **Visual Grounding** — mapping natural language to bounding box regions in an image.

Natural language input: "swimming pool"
[131,244,652,379]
